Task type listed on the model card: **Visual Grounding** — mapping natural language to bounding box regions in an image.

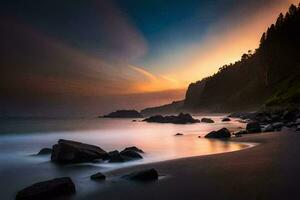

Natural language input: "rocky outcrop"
[120,149,143,160]
[108,150,125,163]
[222,118,231,122]
[108,149,143,163]
[124,168,158,181]
[101,110,143,118]
[90,172,106,181]
[16,177,75,200]
[143,113,200,124]
[122,146,144,153]
[201,118,214,123]
[205,128,231,139]
[262,124,274,132]
[37,148,52,155]
[246,122,262,133]
[141,101,184,116]
[51,139,108,164]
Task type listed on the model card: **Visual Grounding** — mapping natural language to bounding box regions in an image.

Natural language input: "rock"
[175,133,184,136]
[90,172,106,181]
[37,148,52,155]
[51,139,108,164]
[108,150,124,163]
[123,146,144,153]
[295,118,300,125]
[297,125,300,131]
[272,122,284,129]
[124,168,158,181]
[205,128,231,139]
[262,124,274,132]
[201,118,214,123]
[246,122,261,133]
[15,177,75,200]
[222,118,231,122]
[234,130,247,136]
[120,149,143,160]
[102,110,143,118]
[143,113,200,124]
[282,109,299,122]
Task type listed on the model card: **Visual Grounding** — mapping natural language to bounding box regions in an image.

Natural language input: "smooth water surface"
[0,115,248,199]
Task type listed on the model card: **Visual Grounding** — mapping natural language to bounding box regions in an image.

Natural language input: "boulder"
[262,124,274,132]
[108,150,124,163]
[123,146,144,153]
[175,133,184,136]
[246,122,261,133]
[124,168,158,181]
[143,113,200,124]
[120,149,143,160]
[222,118,231,122]
[205,128,231,139]
[51,139,108,164]
[201,118,214,123]
[295,118,300,125]
[272,122,284,129]
[234,130,247,136]
[90,172,106,181]
[101,110,143,118]
[16,177,75,200]
[37,148,52,155]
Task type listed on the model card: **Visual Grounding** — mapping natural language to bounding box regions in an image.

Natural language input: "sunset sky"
[0,0,298,116]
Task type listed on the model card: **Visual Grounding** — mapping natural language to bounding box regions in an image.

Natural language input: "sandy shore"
[82,129,300,200]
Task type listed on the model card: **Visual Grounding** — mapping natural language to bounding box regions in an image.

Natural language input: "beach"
[84,129,300,200]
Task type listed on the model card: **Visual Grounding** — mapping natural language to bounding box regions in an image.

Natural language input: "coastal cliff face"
[184,4,300,112]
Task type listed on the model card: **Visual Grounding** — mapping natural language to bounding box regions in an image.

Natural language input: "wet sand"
[83,129,300,200]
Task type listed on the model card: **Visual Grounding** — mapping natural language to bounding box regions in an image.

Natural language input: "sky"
[0,0,298,117]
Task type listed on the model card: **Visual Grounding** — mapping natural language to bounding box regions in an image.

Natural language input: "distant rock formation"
[101,110,143,118]
[143,113,200,124]
[201,118,214,123]
[141,101,184,116]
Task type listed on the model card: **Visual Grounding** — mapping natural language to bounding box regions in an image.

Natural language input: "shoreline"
[82,129,300,200]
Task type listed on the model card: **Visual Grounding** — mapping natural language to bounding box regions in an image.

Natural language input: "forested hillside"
[184,3,300,112]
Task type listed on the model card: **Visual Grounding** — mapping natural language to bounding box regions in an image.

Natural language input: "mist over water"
[0,115,249,199]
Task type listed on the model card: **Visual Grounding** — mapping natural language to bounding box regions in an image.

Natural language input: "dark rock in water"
[234,130,247,136]
[16,177,75,200]
[262,124,274,132]
[201,118,214,123]
[124,168,158,181]
[51,139,108,164]
[175,133,184,136]
[272,122,284,129]
[37,148,52,155]
[205,128,231,139]
[222,118,231,122]
[246,122,261,133]
[123,146,144,153]
[120,149,143,160]
[102,110,143,118]
[108,150,124,163]
[143,113,200,124]
[90,172,106,181]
